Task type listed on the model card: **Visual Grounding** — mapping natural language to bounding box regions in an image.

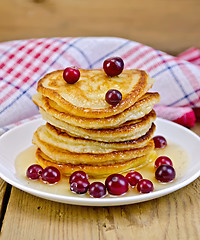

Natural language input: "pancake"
[37,69,155,118]
[32,92,160,129]
[35,123,156,153]
[33,131,155,164]
[32,67,160,178]
[39,109,156,142]
[35,148,157,177]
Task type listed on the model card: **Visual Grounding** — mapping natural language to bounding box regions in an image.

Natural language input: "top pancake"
[37,69,155,118]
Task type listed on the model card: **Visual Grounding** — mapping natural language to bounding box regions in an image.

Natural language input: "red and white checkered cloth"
[0,37,200,135]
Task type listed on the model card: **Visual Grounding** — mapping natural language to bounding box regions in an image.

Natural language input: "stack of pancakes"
[32,69,160,177]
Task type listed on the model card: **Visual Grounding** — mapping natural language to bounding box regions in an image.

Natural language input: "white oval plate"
[0,118,200,206]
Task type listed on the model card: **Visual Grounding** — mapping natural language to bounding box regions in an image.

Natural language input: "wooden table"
[0,0,200,239]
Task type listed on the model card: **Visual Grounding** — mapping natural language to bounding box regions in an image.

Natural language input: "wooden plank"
[0,0,199,55]
[0,179,8,226]
[1,177,200,240]
[191,122,200,136]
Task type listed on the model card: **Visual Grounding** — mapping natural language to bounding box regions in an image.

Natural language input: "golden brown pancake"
[37,69,155,118]
[35,148,157,178]
[39,109,156,142]
[33,131,155,164]
[32,92,160,129]
[35,123,156,153]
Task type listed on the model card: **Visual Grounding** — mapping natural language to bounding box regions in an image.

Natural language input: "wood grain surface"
[0,178,200,240]
[0,180,8,228]
[0,0,200,55]
[0,0,200,239]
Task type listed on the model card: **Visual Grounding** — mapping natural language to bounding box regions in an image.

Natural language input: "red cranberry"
[155,164,176,183]
[105,89,122,106]
[137,179,154,193]
[89,182,106,198]
[125,171,143,187]
[70,179,90,194]
[63,67,80,84]
[103,57,124,77]
[69,171,88,184]
[155,156,173,168]
[41,166,61,184]
[153,136,167,149]
[26,164,43,180]
[105,174,129,195]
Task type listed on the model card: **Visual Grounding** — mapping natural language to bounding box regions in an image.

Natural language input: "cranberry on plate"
[26,164,43,180]
[41,166,61,184]
[89,182,106,198]
[125,171,143,187]
[69,171,88,184]
[70,179,90,194]
[153,136,167,149]
[137,179,154,193]
[105,173,129,195]
[155,164,176,183]
[154,156,173,168]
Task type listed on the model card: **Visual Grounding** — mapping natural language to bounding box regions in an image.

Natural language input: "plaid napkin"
[0,37,200,136]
